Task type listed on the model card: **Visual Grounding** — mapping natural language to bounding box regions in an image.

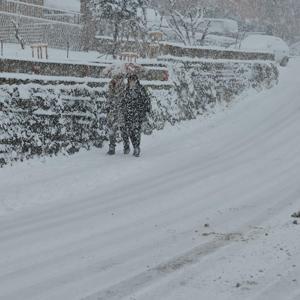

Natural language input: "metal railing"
[0,0,81,25]
[0,0,82,49]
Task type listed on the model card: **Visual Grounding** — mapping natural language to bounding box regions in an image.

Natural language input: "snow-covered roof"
[44,0,80,12]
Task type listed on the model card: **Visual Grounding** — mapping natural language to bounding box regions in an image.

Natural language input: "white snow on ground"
[0,42,159,65]
[1,43,100,63]
[0,59,300,300]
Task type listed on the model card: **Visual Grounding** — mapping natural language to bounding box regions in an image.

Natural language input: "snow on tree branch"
[164,0,210,46]
[11,19,25,50]
[90,0,149,58]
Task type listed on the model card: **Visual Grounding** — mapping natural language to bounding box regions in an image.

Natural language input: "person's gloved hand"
[142,116,152,135]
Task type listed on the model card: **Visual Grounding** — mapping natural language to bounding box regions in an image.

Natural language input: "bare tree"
[11,19,25,50]
[80,0,97,51]
[164,0,210,46]
[217,0,300,43]
[198,20,211,46]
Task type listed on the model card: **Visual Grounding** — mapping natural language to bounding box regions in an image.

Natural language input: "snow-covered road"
[0,59,300,300]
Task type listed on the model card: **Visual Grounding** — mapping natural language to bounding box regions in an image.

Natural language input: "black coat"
[122,83,151,125]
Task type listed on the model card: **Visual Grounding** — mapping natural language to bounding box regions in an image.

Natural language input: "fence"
[0,0,82,49]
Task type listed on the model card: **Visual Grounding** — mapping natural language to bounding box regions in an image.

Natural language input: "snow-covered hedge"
[0,58,278,166]
[145,57,278,129]
[0,80,107,165]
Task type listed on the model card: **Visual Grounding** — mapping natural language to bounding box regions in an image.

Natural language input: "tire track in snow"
[1,161,298,300]
[1,106,299,243]
[1,82,298,232]
[81,185,300,300]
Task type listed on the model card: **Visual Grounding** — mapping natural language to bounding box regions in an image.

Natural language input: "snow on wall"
[44,0,80,12]
[0,80,107,165]
[0,59,278,166]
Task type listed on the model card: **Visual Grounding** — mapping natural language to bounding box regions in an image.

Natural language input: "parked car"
[240,34,290,66]
[290,42,300,57]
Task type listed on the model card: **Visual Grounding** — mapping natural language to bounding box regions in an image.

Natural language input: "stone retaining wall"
[159,43,274,61]
[0,58,168,81]
[94,37,275,61]
[0,58,278,166]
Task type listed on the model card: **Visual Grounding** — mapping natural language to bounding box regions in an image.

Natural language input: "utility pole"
[0,40,3,56]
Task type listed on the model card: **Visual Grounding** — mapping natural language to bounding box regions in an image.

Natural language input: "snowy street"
[0,59,300,299]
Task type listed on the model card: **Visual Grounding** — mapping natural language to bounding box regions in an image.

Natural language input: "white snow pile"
[0,43,100,63]
[240,35,289,54]
[204,18,238,36]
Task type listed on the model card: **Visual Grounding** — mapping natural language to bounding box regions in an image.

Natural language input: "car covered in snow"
[240,34,290,66]
[198,18,238,48]
[204,18,238,37]
[290,42,300,57]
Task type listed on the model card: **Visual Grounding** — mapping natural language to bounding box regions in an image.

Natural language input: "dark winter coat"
[106,76,126,129]
[121,82,151,125]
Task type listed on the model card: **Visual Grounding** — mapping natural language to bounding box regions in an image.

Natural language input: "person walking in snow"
[106,74,128,155]
[121,74,151,157]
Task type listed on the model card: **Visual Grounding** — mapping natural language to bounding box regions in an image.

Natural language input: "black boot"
[133,147,140,157]
[107,146,115,155]
[123,144,130,155]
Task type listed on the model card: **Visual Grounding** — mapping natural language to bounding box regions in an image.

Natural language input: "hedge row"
[0,58,278,166]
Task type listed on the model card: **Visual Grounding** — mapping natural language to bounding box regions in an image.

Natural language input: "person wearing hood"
[121,74,151,157]
[106,74,128,155]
